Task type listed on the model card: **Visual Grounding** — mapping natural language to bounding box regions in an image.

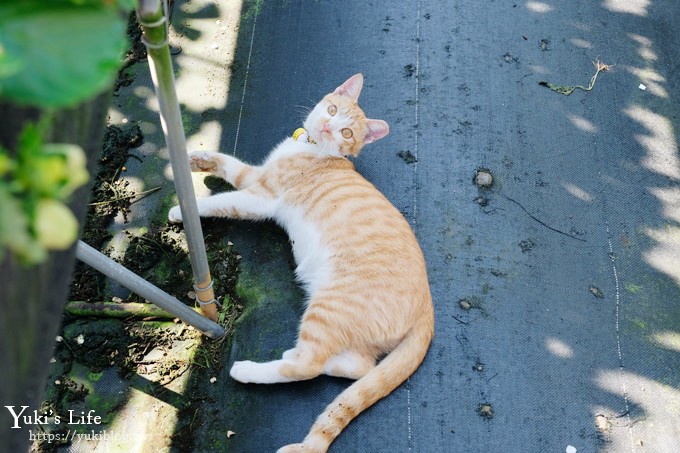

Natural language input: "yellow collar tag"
[293,127,316,144]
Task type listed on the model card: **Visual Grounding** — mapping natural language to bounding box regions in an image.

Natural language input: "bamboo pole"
[64,301,176,319]
[76,242,224,338]
[136,0,219,320]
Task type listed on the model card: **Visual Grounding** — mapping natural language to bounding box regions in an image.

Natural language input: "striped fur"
[169,74,434,452]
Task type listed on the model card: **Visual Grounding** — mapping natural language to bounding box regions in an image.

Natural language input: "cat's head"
[303,74,389,157]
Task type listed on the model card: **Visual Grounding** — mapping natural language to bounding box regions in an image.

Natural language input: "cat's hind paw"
[230,360,261,384]
[230,359,294,384]
[168,205,183,223]
[188,151,221,173]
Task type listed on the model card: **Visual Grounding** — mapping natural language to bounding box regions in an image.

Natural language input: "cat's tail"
[282,310,434,453]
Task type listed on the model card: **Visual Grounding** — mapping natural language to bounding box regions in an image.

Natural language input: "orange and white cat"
[169,74,434,453]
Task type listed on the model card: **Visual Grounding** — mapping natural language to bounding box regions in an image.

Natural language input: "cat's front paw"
[168,205,183,223]
[188,151,220,173]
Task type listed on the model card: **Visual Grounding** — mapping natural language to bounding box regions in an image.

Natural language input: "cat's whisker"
[294,104,313,119]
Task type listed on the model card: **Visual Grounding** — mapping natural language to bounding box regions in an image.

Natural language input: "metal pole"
[136,0,219,320]
[76,241,224,339]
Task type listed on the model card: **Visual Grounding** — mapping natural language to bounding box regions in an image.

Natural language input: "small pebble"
[459,299,472,310]
[595,413,608,432]
[478,403,494,419]
[475,170,493,188]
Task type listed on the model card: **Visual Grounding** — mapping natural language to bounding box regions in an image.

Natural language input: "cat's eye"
[327,104,337,116]
[341,128,353,139]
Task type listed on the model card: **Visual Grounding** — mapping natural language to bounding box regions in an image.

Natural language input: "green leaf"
[34,198,79,250]
[0,183,45,264]
[0,1,129,107]
[0,149,12,176]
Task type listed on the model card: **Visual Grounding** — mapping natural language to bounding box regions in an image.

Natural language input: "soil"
[113,13,146,94]
[397,150,417,164]
[69,122,141,302]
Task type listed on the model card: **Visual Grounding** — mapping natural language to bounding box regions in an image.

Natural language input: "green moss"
[152,259,174,285]
[87,370,104,382]
[625,283,644,294]
[181,109,198,136]
[235,271,269,321]
[82,393,123,425]
[138,320,177,330]
[149,189,178,225]
[67,364,125,426]
[242,0,265,21]
[631,318,648,330]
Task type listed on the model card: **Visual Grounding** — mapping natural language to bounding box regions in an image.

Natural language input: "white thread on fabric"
[406,4,423,452]
[232,6,259,156]
[605,220,635,451]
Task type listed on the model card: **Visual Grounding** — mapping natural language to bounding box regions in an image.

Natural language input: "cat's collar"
[292,127,316,144]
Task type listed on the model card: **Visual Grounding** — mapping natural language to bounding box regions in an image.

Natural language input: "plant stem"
[88,186,161,206]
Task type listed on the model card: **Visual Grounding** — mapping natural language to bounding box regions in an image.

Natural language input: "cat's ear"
[333,73,364,101]
[364,119,389,144]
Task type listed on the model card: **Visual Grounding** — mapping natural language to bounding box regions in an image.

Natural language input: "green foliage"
[0,182,39,263]
[0,0,136,264]
[0,0,133,108]
[0,125,90,264]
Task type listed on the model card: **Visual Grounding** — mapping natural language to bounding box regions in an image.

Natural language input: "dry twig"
[539,59,614,95]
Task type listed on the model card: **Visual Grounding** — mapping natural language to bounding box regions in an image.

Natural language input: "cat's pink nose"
[321,123,331,133]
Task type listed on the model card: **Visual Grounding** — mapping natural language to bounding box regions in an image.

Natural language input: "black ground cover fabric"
[194,1,680,451]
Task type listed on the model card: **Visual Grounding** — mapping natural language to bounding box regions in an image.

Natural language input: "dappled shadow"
[60,0,680,452]
[167,0,680,451]
[511,0,680,450]
[360,0,680,451]
[44,1,249,452]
